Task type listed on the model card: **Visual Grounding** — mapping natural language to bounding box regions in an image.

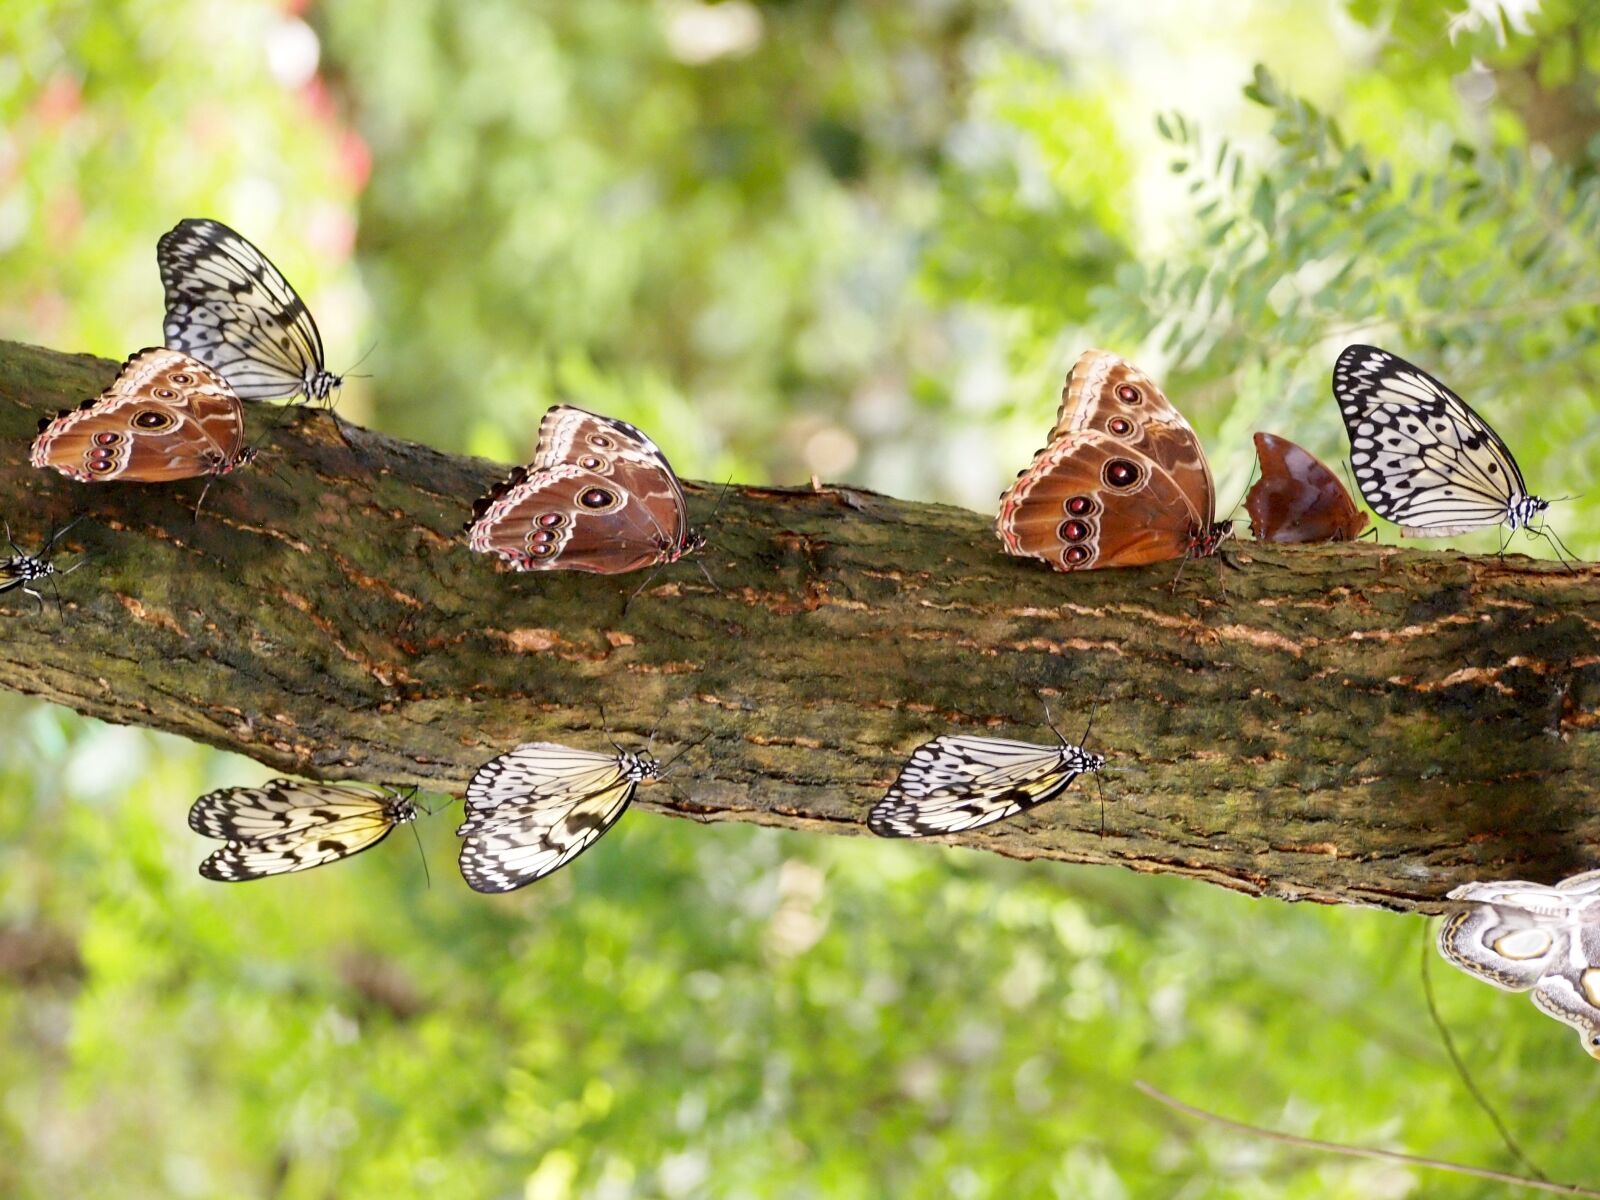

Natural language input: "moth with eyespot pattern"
[465,405,704,574]
[188,780,421,881]
[1439,869,1600,1061]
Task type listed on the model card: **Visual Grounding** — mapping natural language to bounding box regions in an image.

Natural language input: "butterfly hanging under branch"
[158,218,342,406]
[188,780,423,881]
[0,519,87,615]
[31,348,255,484]
[996,350,1231,571]
[456,740,666,893]
[1439,870,1600,1060]
[465,405,705,575]
[1333,345,1557,545]
[868,715,1105,838]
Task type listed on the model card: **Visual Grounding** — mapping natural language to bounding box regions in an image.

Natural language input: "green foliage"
[5,0,1600,1195]
[1095,64,1600,557]
[5,700,1600,1199]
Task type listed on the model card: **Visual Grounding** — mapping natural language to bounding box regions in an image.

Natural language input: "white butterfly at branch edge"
[1439,869,1600,1060]
[457,742,662,893]
[867,720,1105,839]
[1332,344,1553,540]
[158,217,342,405]
[188,779,421,881]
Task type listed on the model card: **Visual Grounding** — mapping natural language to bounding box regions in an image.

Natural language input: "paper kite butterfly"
[158,217,342,405]
[868,718,1105,838]
[188,779,421,881]
[465,405,704,575]
[1439,869,1600,1060]
[1333,345,1550,540]
[996,350,1231,571]
[0,519,85,614]
[456,741,661,893]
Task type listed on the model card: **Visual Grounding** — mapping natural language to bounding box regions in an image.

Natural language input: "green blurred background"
[4,1,1600,1196]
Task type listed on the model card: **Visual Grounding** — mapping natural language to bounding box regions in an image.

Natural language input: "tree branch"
[2,338,1597,911]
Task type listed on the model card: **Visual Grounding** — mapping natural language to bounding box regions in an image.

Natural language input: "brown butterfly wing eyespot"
[998,353,1218,572]
[466,406,699,575]
[1246,431,1369,543]
[31,348,248,484]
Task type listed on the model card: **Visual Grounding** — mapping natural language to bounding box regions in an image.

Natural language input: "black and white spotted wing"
[1332,345,1545,536]
[158,218,341,404]
[868,735,1105,838]
[188,779,418,881]
[457,743,660,893]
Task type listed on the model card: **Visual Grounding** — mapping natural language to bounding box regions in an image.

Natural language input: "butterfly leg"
[4,523,24,559]
[21,583,46,614]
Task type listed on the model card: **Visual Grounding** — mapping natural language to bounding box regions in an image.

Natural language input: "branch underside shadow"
[2,339,1597,912]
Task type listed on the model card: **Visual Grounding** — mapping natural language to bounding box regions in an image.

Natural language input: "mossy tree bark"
[2,339,1597,913]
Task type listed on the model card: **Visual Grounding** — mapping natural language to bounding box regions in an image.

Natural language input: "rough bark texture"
[2,339,1597,912]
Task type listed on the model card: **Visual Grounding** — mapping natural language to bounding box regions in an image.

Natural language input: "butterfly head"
[676,528,709,559]
[1189,521,1234,558]
[306,369,343,407]
[227,446,259,474]
[624,749,662,782]
[1507,494,1550,532]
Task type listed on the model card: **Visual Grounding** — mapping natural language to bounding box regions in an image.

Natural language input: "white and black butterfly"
[0,519,85,615]
[456,742,662,893]
[158,218,341,405]
[1333,345,1550,540]
[868,716,1105,839]
[1439,870,1600,1060]
[189,779,421,881]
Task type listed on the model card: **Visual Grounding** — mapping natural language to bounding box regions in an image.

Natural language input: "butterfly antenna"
[410,816,432,890]
[48,573,66,621]
[659,731,710,777]
[343,339,379,378]
[40,516,82,556]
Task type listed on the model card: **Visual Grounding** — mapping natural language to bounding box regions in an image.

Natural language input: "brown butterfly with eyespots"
[1245,432,1370,543]
[465,405,704,574]
[996,350,1230,570]
[30,347,255,484]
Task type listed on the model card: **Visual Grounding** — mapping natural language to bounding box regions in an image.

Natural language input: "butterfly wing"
[466,406,692,574]
[31,348,248,482]
[1048,349,1216,525]
[158,218,335,403]
[1333,345,1527,536]
[188,780,415,881]
[1246,432,1369,543]
[997,430,1208,570]
[1438,901,1567,991]
[868,735,1096,837]
[1531,925,1600,1060]
[457,743,639,892]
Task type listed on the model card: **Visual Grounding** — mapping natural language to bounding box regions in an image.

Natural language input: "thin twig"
[1419,921,1548,1180]
[1133,1080,1600,1197]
